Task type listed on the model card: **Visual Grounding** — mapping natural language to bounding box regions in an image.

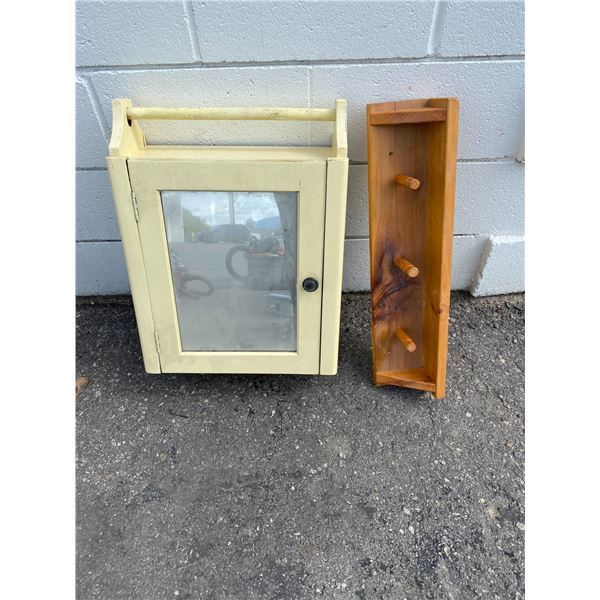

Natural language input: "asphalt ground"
[76,291,525,600]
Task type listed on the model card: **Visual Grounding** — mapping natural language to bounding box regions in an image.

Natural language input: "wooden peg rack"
[367,98,459,399]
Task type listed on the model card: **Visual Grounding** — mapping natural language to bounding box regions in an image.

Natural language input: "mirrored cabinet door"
[128,159,326,374]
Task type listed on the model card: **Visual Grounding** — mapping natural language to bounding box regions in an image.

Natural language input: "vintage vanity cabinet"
[107,99,348,375]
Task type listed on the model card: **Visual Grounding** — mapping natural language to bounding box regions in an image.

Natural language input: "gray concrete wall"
[76,0,524,296]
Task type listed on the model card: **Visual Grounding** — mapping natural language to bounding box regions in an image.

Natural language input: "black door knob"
[302,277,319,292]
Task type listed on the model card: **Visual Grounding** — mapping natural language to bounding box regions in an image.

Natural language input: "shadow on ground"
[76,292,524,600]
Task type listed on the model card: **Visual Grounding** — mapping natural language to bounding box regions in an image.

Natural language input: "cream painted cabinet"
[107,100,348,375]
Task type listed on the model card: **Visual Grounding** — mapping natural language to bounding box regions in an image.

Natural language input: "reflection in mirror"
[161,191,298,352]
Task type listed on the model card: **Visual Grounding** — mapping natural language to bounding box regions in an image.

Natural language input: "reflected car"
[200,224,253,243]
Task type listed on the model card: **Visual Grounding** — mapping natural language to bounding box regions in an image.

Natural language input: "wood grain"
[368,101,428,376]
[423,98,460,399]
[369,107,447,126]
[375,368,436,392]
[367,98,459,399]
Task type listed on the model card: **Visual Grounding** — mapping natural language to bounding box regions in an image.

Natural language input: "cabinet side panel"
[106,157,161,373]
[320,158,349,375]
[423,99,459,398]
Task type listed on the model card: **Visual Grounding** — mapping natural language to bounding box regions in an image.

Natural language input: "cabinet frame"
[107,99,348,375]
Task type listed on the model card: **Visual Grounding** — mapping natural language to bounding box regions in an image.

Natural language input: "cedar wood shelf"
[367,98,459,399]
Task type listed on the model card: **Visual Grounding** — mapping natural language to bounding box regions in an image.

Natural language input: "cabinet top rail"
[126,106,337,122]
[110,99,347,158]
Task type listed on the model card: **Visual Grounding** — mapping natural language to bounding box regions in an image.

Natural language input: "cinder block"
[311,60,524,161]
[90,66,312,149]
[76,170,120,241]
[76,234,494,295]
[454,160,524,235]
[516,138,525,163]
[193,0,435,62]
[451,235,488,290]
[470,235,524,296]
[77,241,130,295]
[76,0,195,66]
[437,1,525,57]
[345,165,369,238]
[342,238,371,292]
[342,235,487,292]
[76,80,108,168]
[345,161,523,238]
[85,61,524,164]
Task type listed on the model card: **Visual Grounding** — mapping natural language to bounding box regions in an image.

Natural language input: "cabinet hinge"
[131,191,140,222]
[154,331,161,355]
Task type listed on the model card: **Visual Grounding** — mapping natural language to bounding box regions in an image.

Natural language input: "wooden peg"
[395,328,417,353]
[393,256,419,278]
[394,174,421,190]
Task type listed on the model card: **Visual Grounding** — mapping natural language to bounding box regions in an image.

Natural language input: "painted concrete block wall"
[76,0,525,296]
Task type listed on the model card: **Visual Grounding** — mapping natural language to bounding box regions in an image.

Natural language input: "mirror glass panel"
[161,191,298,352]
